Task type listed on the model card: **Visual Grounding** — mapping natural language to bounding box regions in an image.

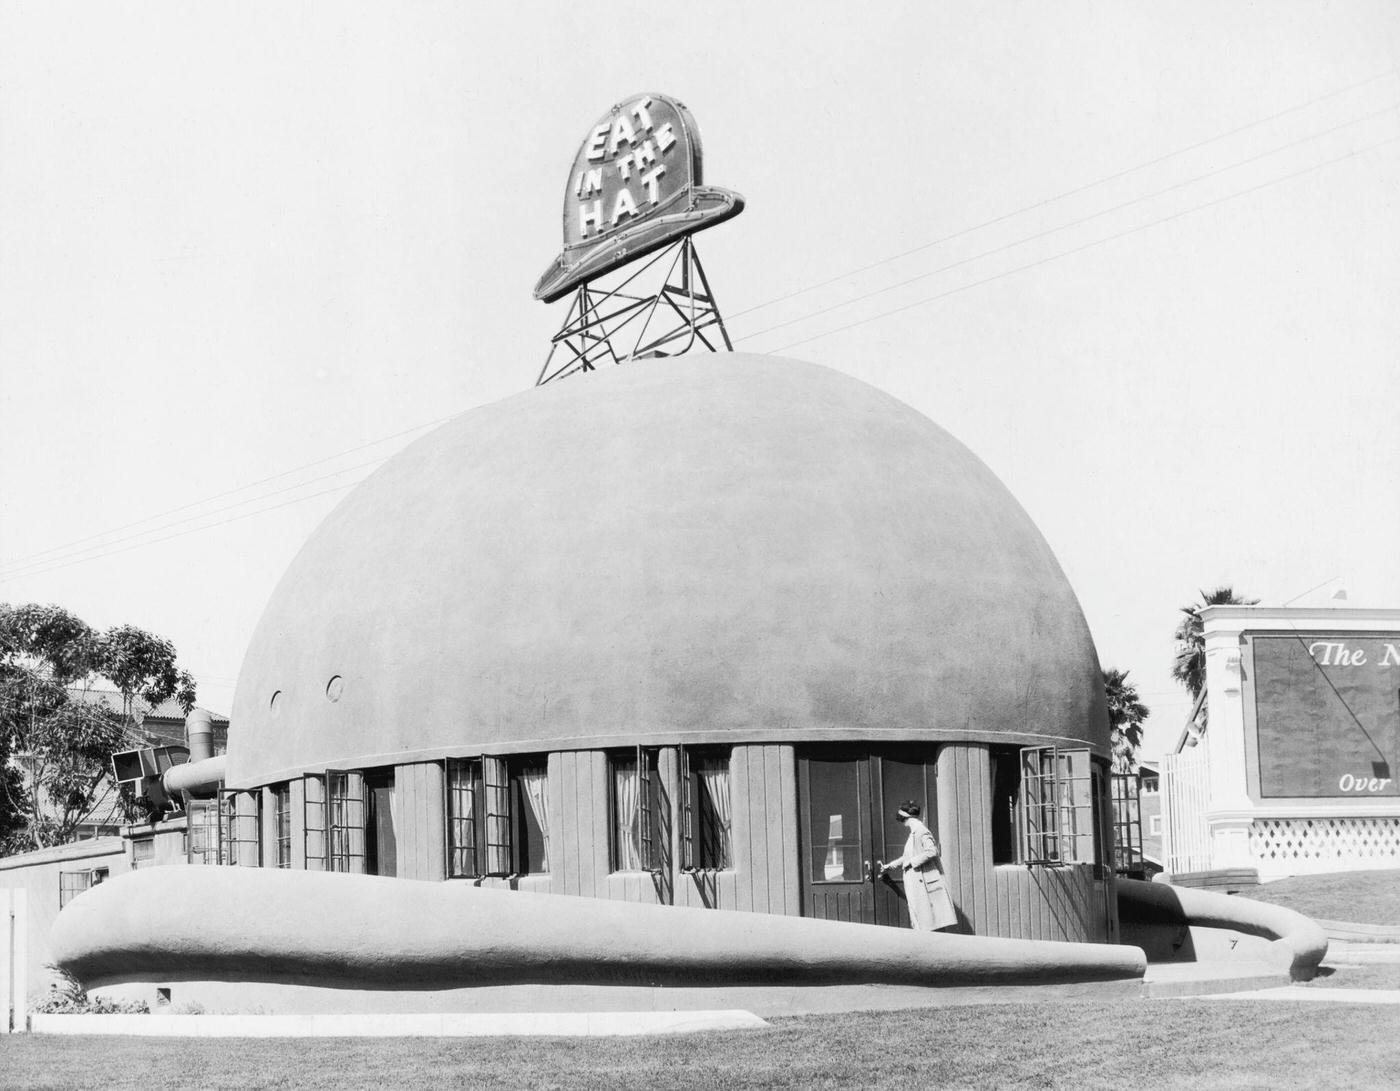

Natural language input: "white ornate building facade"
[1163,605,1400,880]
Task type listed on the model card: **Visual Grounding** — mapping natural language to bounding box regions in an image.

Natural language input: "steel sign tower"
[534,93,744,385]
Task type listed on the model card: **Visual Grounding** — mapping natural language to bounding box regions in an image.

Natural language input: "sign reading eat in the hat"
[571,96,688,245]
[534,92,743,303]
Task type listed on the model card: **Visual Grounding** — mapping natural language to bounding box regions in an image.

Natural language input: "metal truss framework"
[536,237,734,386]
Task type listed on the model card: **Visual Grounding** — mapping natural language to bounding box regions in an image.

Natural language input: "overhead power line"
[4,73,1395,584]
[728,65,1400,321]
[0,480,363,585]
[0,413,455,572]
[0,454,392,581]
[737,103,1398,345]
[763,133,1400,355]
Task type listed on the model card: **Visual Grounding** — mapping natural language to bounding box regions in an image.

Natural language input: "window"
[611,747,662,872]
[59,868,107,908]
[1021,747,1095,865]
[510,757,550,875]
[327,771,366,873]
[446,755,549,878]
[680,747,731,871]
[1149,814,1162,836]
[364,768,397,877]
[273,782,292,868]
[303,773,327,870]
[131,837,156,870]
[1110,770,1145,877]
[988,746,1021,864]
[225,789,262,867]
[446,758,484,878]
[990,747,1107,867]
[186,797,227,865]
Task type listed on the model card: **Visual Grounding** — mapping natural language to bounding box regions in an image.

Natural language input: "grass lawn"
[3,994,1399,1091]
[7,870,1394,1089]
[1237,869,1400,925]
[1308,961,1400,989]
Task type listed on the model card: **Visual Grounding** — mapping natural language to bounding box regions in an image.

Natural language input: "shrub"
[33,967,149,1015]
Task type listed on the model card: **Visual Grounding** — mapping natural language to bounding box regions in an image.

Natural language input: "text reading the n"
[1309,641,1400,669]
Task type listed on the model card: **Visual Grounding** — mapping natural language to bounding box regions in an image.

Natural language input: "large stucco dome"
[228,354,1107,788]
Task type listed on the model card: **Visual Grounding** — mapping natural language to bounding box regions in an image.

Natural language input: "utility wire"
[0,454,392,580]
[13,135,1391,584]
[737,104,1398,344]
[0,413,454,571]
[765,133,1399,355]
[0,481,361,584]
[6,73,1396,580]
[728,65,1400,320]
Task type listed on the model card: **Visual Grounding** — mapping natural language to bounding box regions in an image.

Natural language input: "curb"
[29,1009,771,1038]
[1316,920,1400,944]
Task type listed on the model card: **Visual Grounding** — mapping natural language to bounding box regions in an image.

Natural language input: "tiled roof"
[68,687,229,725]
[66,686,230,752]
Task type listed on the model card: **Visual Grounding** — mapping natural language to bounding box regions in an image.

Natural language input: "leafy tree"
[0,603,197,854]
[1103,668,1149,773]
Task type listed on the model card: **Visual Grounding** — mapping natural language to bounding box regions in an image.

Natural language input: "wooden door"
[798,751,876,923]
[871,752,935,929]
[798,747,937,927]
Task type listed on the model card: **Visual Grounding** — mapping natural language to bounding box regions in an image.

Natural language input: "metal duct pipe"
[163,755,227,800]
[185,709,215,762]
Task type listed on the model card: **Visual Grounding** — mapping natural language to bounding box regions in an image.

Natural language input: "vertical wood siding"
[289,778,307,869]
[672,744,798,915]
[504,745,801,914]
[393,762,445,881]
[937,742,1104,943]
[260,786,278,867]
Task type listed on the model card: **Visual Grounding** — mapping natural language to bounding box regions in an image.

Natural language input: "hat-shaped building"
[222,352,1117,943]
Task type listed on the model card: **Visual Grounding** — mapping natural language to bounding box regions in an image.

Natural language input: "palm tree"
[1103,668,1149,773]
[1171,586,1258,726]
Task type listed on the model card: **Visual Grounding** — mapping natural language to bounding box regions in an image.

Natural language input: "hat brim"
[534,187,744,303]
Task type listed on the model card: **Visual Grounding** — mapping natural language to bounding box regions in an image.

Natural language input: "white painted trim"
[1172,607,1400,878]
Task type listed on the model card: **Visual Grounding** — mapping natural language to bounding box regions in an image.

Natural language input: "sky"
[2,3,1397,759]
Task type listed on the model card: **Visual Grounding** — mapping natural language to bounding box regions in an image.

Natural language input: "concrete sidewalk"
[1190,986,1400,1004]
[1324,940,1400,964]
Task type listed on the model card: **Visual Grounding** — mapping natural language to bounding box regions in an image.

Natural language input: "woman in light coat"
[877,801,957,932]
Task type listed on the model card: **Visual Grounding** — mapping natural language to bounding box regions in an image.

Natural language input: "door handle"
[863,859,873,882]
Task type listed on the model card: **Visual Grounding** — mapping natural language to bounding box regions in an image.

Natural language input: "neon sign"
[534,92,743,303]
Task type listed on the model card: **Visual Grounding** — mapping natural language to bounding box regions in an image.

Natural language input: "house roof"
[68,687,228,726]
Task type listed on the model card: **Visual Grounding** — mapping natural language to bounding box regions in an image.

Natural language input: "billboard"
[1252,633,1400,798]
[534,92,744,303]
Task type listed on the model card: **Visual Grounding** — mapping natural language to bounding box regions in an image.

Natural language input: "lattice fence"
[1250,816,1400,876]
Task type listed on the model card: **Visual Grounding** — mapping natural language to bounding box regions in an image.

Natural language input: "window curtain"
[448,762,479,876]
[522,765,550,872]
[614,760,641,870]
[699,761,732,866]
